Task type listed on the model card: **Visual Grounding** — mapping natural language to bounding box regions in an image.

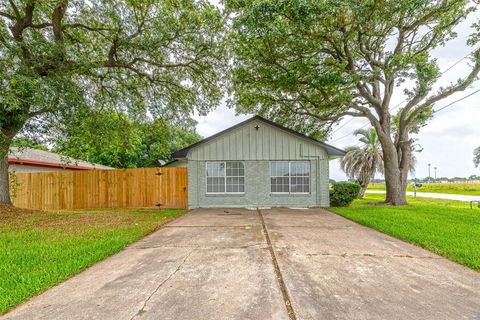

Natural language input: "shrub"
[330,182,361,207]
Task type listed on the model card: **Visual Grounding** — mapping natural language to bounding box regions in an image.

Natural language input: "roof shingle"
[8,147,113,170]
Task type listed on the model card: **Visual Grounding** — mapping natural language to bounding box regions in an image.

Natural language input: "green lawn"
[331,194,480,272]
[0,206,185,314]
[368,182,480,196]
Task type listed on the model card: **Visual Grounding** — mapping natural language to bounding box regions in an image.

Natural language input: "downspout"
[300,144,329,207]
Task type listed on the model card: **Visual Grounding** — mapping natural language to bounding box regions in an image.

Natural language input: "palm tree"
[341,128,417,198]
[340,128,384,198]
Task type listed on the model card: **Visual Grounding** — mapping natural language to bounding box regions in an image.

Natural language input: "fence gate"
[11,167,188,211]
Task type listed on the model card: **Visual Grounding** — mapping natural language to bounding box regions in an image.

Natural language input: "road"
[366,190,480,202]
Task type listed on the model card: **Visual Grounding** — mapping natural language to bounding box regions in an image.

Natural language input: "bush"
[330,182,361,207]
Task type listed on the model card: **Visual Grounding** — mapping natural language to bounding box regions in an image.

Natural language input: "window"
[270,161,290,193]
[226,162,245,193]
[271,161,310,194]
[290,161,310,193]
[206,161,244,194]
[206,162,225,193]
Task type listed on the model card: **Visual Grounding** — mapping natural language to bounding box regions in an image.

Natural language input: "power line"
[329,47,479,143]
[440,48,478,75]
[331,117,355,134]
[434,87,480,113]
[331,127,361,143]
[347,88,480,147]
[331,96,407,137]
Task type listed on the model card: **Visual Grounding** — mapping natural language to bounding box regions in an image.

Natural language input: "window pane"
[207,178,213,193]
[207,176,225,193]
[291,161,309,176]
[226,161,244,176]
[291,181,309,193]
[271,177,289,193]
[271,161,289,177]
[207,162,225,177]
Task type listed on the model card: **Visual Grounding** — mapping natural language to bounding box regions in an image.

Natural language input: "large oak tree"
[227,0,480,205]
[0,0,225,205]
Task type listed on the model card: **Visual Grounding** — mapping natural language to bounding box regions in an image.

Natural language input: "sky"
[194,10,480,182]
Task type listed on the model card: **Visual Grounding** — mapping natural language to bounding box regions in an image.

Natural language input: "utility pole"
[428,163,431,183]
[434,167,437,181]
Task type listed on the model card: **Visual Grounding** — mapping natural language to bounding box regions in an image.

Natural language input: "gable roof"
[8,147,114,170]
[171,115,346,158]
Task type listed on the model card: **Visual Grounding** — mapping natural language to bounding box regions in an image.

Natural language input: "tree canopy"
[52,110,200,168]
[227,0,480,204]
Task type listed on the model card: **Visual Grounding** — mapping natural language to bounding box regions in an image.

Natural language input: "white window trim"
[206,161,245,195]
[270,161,310,195]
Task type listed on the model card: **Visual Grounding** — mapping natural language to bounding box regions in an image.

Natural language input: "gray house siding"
[186,119,331,208]
[188,160,327,208]
[189,120,328,161]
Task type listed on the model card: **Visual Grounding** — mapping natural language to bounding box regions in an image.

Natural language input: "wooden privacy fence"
[11,167,188,211]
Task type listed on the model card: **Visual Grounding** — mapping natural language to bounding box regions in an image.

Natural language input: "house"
[8,147,113,173]
[169,115,346,208]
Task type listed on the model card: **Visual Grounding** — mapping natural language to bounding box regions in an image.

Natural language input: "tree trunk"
[373,120,408,206]
[358,185,367,199]
[0,130,17,206]
[0,154,12,206]
[382,148,408,205]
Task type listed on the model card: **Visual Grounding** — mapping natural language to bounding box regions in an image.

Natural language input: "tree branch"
[8,0,20,19]
[406,48,480,125]
[52,1,68,42]
[63,23,113,32]
[31,22,52,29]
[351,103,381,128]
[0,11,15,20]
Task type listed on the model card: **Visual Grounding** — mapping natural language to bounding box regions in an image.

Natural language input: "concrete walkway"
[367,189,480,202]
[2,208,480,320]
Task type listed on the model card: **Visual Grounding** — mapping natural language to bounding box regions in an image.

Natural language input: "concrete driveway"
[3,208,480,320]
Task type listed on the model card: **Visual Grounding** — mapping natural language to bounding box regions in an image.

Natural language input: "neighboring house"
[8,147,113,173]
[169,115,346,208]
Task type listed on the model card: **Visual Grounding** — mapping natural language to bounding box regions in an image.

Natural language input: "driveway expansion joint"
[257,208,297,320]
[292,252,440,259]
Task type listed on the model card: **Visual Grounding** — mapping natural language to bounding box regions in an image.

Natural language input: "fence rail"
[11,167,188,210]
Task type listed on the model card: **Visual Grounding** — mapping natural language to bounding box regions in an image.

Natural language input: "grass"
[0,205,185,314]
[330,194,480,271]
[368,182,480,196]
